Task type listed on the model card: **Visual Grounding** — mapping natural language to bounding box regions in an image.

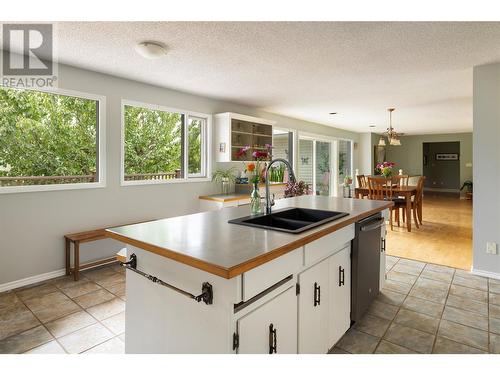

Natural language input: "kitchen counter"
[198,193,249,202]
[106,195,392,279]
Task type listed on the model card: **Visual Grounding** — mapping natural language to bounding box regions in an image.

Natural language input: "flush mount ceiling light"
[382,108,404,146]
[329,112,337,115]
[135,41,167,59]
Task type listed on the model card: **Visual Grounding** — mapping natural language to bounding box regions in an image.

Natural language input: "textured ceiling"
[51,22,500,133]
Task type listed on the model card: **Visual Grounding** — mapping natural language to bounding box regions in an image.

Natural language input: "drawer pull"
[314,282,321,306]
[269,324,277,354]
[339,266,345,287]
[121,253,213,305]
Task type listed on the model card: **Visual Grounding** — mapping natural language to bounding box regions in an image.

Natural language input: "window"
[272,128,294,165]
[122,102,209,184]
[0,87,104,193]
[338,139,353,185]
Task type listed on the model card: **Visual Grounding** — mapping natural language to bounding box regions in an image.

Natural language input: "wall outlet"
[487,242,498,255]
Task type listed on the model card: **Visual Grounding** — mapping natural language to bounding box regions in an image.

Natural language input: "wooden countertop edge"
[105,201,393,279]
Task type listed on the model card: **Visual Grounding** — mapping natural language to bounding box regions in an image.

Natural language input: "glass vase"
[250,182,262,215]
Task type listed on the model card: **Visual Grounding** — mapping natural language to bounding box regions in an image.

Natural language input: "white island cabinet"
[106,195,393,354]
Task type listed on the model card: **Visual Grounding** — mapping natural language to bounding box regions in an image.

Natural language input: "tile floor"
[332,256,500,354]
[1,256,500,354]
[0,264,125,354]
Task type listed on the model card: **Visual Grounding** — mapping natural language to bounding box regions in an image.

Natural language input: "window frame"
[0,87,106,195]
[120,99,212,186]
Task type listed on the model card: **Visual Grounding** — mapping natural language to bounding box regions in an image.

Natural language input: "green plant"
[212,168,237,184]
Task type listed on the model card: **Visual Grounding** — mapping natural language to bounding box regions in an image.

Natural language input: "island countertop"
[106,196,392,279]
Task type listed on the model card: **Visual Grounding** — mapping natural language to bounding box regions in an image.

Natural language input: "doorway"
[422,141,460,192]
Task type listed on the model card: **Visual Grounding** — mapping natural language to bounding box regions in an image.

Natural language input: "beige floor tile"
[83,337,125,354]
[383,279,412,295]
[453,275,488,291]
[432,336,486,354]
[110,264,125,274]
[57,323,113,354]
[15,283,58,301]
[374,340,417,354]
[441,306,488,331]
[95,273,125,289]
[45,310,97,338]
[329,347,350,354]
[0,325,52,354]
[377,289,406,306]
[83,267,118,282]
[408,278,449,304]
[101,311,125,335]
[397,258,426,270]
[420,269,454,284]
[490,304,500,319]
[391,263,422,276]
[118,333,125,342]
[490,282,500,295]
[402,296,444,318]
[353,313,391,337]
[387,271,418,285]
[446,294,488,316]
[52,275,89,289]
[24,291,80,323]
[367,300,399,321]
[424,263,455,275]
[386,255,400,263]
[0,304,40,341]
[73,289,115,309]
[336,329,379,354]
[438,320,489,351]
[490,292,500,306]
[449,284,487,303]
[394,308,440,334]
[490,317,500,335]
[60,281,102,299]
[0,292,22,309]
[25,340,66,354]
[384,322,435,353]
[105,281,126,297]
[490,333,500,354]
[86,298,125,321]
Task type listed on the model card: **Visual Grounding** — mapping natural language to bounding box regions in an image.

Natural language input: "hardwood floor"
[386,192,472,270]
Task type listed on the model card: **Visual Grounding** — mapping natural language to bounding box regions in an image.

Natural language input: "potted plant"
[460,180,473,199]
[284,180,311,198]
[212,168,237,194]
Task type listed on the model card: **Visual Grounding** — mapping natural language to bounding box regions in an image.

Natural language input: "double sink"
[228,207,349,234]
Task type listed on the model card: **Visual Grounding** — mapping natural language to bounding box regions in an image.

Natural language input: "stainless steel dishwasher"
[350,213,384,322]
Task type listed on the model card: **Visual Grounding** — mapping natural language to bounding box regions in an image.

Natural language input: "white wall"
[0,63,360,286]
[472,62,500,276]
[357,133,373,175]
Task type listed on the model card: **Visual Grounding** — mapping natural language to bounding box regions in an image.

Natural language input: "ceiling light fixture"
[329,112,337,115]
[382,108,404,146]
[135,41,167,59]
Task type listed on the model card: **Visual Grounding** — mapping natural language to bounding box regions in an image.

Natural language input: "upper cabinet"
[214,112,275,162]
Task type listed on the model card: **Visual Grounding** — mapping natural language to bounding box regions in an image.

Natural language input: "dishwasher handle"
[360,217,385,232]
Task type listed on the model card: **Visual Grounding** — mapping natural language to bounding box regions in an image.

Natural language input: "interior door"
[328,246,351,349]
[298,258,330,353]
[237,286,297,354]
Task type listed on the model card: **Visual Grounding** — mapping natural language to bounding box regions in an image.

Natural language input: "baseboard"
[471,268,500,281]
[0,268,66,293]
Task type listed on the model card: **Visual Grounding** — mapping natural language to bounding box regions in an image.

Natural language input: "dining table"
[354,185,420,232]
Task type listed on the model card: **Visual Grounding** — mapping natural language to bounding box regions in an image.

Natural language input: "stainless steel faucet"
[265,158,297,215]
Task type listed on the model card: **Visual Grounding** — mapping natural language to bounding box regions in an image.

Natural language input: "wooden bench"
[65,220,153,281]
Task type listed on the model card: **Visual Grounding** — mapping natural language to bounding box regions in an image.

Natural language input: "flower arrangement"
[238,144,272,184]
[284,180,311,198]
[343,175,353,185]
[375,161,396,178]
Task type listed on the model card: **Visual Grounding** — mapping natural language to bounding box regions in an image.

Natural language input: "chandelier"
[378,108,403,146]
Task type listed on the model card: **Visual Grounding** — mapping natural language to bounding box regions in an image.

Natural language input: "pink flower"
[236,146,250,158]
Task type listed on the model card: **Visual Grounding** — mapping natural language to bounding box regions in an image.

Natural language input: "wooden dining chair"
[393,175,425,229]
[356,175,368,198]
[367,177,395,230]
[392,175,410,224]
[393,175,409,187]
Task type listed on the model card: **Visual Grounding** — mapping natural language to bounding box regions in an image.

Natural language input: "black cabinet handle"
[314,282,321,306]
[381,238,386,253]
[269,324,277,354]
[339,266,345,286]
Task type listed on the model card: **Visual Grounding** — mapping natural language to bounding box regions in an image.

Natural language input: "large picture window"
[122,102,209,184]
[0,87,104,193]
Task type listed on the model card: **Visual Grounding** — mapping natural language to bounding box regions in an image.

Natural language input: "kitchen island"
[106,195,392,354]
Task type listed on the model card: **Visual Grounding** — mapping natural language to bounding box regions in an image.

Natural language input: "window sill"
[0,181,106,194]
[121,177,212,187]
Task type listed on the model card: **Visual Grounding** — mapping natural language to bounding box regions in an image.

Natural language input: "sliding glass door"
[315,141,331,196]
[298,139,314,189]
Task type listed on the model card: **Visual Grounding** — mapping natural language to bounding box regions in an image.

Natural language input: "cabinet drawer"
[242,247,303,301]
[304,224,354,266]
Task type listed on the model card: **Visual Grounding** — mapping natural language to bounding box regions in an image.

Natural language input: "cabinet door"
[328,246,351,348]
[298,258,330,353]
[379,224,387,290]
[237,286,297,354]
